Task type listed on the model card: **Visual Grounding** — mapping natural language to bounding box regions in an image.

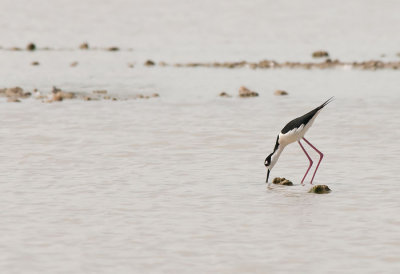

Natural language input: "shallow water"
[1,0,400,273]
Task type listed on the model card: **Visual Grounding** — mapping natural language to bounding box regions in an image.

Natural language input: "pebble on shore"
[239,86,259,97]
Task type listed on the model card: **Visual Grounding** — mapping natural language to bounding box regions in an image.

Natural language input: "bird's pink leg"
[302,137,323,184]
[298,140,313,185]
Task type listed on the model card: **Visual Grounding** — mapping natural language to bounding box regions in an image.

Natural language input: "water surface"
[0,0,400,273]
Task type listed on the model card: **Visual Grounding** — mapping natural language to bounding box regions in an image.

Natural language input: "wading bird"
[264,97,333,185]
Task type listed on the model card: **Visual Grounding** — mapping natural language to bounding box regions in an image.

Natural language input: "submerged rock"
[312,51,329,58]
[274,90,288,96]
[272,177,293,186]
[238,86,258,97]
[309,185,331,194]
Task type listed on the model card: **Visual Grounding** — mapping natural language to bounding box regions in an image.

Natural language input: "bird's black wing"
[281,97,333,134]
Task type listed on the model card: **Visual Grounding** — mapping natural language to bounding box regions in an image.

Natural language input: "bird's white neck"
[270,145,284,169]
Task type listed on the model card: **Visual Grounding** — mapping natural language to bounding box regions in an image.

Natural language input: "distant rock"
[52,86,62,93]
[151,93,160,97]
[308,185,331,194]
[108,47,119,51]
[272,177,293,186]
[219,91,231,98]
[4,87,31,99]
[79,42,89,50]
[5,87,24,97]
[7,98,21,103]
[258,60,278,68]
[51,87,75,101]
[312,51,329,58]
[274,90,289,96]
[59,91,75,99]
[144,60,155,66]
[238,86,258,97]
[93,90,107,94]
[26,43,36,51]
[52,92,63,101]
[31,61,40,66]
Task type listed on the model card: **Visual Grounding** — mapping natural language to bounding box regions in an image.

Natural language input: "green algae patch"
[272,177,293,186]
[309,185,331,194]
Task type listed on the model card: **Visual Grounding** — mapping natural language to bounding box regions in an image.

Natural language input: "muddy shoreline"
[2,43,400,70]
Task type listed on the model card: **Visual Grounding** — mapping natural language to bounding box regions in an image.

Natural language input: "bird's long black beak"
[266,169,270,184]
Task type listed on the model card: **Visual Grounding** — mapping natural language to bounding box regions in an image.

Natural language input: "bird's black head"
[265,153,273,183]
[264,153,273,168]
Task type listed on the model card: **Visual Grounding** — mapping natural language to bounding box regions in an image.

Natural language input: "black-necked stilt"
[265,97,333,185]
